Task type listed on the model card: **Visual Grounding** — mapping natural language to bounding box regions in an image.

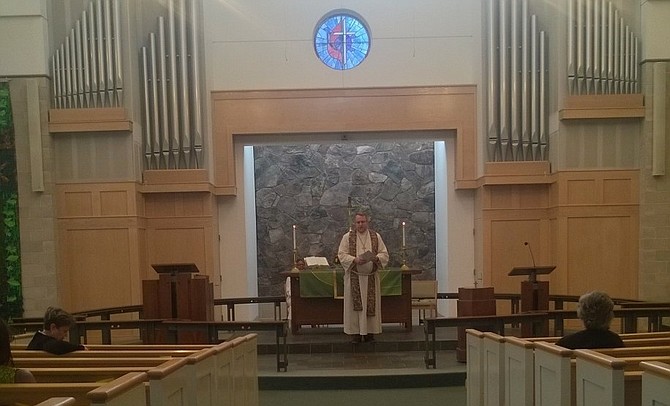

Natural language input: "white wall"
[0,0,49,76]
[202,0,483,90]
[641,0,670,61]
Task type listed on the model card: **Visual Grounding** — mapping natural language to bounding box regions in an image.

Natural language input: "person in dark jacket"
[556,291,624,350]
[1,319,35,382]
[26,306,86,354]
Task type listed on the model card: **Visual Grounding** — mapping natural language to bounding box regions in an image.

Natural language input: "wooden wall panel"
[56,182,143,312]
[61,228,135,311]
[566,180,597,204]
[489,219,546,294]
[143,193,219,296]
[100,191,129,215]
[482,170,639,300]
[565,216,638,298]
[61,191,94,217]
[146,226,209,277]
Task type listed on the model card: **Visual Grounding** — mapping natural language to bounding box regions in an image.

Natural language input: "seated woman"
[556,290,624,349]
[0,319,35,383]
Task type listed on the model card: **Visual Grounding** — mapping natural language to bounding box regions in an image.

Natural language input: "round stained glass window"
[314,11,371,70]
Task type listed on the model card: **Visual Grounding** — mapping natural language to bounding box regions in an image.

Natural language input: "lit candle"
[292,225,297,250]
[402,221,406,247]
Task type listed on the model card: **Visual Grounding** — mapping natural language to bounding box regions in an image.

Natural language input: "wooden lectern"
[509,265,555,336]
[456,287,496,362]
[143,263,214,343]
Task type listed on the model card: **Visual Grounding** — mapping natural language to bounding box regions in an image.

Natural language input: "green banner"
[299,268,402,298]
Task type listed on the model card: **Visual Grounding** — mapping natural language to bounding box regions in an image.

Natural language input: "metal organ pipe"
[486,0,548,161]
[138,0,207,170]
[566,0,640,95]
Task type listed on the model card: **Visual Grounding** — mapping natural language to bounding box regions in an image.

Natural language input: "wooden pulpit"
[456,287,496,362]
[143,263,214,343]
[509,265,555,336]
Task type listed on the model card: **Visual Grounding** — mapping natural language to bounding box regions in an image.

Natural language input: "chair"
[411,280,438,323]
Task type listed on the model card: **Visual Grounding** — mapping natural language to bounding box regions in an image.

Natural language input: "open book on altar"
[304,256,330,268]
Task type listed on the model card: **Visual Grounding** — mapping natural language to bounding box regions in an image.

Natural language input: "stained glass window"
[314,11,370,70]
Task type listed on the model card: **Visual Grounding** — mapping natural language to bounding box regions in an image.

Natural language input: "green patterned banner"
[299,268,402,298]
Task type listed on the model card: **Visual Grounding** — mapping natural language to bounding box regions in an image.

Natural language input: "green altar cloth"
[298,268,402,298]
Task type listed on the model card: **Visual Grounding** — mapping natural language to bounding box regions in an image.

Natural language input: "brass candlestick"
[400,245,409,270]
[290,248,299,272]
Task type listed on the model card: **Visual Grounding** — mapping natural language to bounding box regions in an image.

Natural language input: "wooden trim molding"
[480,161,553,186]
[559,94,645,120]
[210,86,478,194]
[48,107,132,133]
[141,169,213,194]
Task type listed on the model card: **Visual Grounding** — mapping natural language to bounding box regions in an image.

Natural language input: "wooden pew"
[34,398,76,406]
[30,367,153,383]
[185,347,218,406]
[12,343,213,351]
[534,342,670,406]
[524,330,670,343]
[12,349,201,358]
[482,332,505,406]
[469,329,670,406]
[86,372,148,406]
[162,320,287,372]
[465,329,484,406]
[146,357,192,405]
[8,334,257,406]
[0,372,147,406]
[573,349,629,406]
[13,357,173,368]
[504,336,534,406]
[424,312,549,368]
[640,361,670,405]
[212,340,235,406]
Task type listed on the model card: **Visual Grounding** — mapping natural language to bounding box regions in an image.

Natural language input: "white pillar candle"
[402,221,406,246]
[292,224,297,249]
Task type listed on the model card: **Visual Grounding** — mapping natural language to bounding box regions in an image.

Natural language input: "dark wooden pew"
[161,319,288,371]
[423,312,549,368]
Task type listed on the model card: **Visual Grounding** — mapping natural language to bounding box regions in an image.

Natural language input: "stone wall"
[254,142,436,295]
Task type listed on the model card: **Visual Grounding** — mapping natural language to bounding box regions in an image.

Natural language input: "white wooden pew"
[212,340,235,406]
[8,334,256,406]
[504,336,534,406]
[87,372,148,406]
[466,329,485,406]
[533,341,573,406]
[185,347,218,406]
[573,349,627,406]
[0,372,148,406]
[640,361,670,405]
[481,332,505,406]
[34,398,76,406]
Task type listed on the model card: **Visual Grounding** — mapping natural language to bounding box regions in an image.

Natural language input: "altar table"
[282,268,420,334]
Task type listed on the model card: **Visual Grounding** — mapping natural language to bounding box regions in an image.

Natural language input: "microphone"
[524,241,536,268]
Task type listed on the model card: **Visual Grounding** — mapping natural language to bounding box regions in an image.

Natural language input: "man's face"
[48,324,70,341]
[355,215,369,233]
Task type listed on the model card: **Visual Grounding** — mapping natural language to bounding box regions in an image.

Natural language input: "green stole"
[348,230,379,316]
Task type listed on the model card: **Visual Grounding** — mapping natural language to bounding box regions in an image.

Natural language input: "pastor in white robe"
[337,230,389,335]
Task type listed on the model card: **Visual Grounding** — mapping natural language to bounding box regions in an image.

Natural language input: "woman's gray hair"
[577,291,615,330]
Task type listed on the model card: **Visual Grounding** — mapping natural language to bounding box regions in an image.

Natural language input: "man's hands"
[355,255,380,265]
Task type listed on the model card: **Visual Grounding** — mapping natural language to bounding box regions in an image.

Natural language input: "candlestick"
[402,221,406,247]
[292,224,297,249]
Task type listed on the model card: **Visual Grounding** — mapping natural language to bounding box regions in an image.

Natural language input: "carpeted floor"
[260,386,467,406]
